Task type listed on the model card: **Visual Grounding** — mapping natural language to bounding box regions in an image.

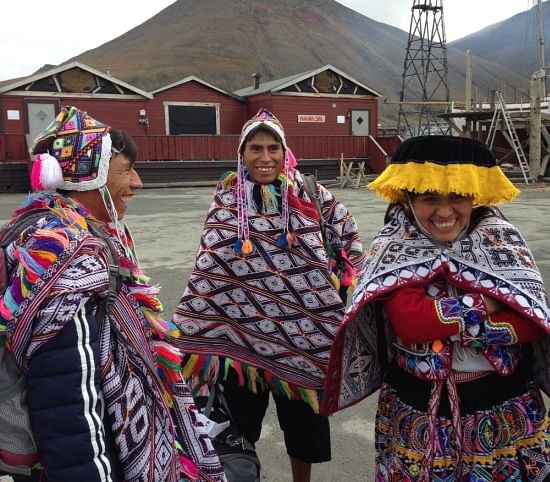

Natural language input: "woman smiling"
[324,135,550,481]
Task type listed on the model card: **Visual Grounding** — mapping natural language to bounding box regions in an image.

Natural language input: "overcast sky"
[0,0,541,82]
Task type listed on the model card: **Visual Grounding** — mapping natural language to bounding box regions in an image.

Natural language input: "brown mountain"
[450,1,550,83]
[68,0,528,123]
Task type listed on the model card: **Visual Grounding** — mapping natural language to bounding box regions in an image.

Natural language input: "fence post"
[339,152,344,188]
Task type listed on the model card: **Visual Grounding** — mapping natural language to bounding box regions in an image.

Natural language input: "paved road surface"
[1,182,549,481]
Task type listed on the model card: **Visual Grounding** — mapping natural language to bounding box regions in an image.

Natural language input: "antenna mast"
[398,0,450,136]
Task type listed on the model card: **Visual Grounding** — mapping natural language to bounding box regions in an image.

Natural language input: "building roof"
[0,61,153,99]
[234,64,382,98]
[150,75,239,99]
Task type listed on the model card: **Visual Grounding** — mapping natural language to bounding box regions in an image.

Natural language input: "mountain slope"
[450,1,549,80]
[67,0,528,122]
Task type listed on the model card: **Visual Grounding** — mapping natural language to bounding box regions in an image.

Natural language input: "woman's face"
[410,192,474,242]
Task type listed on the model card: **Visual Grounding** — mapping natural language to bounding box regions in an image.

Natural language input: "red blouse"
[384,286,545,346]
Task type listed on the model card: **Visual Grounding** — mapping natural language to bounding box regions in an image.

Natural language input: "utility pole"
[465,50,472,112]
[537,0,545,79]
[530,71,543,179]
[464,50,473,137]
[397,0,450,137]
[529,0,546,180]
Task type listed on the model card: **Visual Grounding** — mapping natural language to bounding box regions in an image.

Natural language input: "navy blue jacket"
[26,300,122,482]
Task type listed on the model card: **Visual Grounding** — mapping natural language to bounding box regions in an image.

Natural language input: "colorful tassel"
[182,354,199,379]
[214,357,323,412]
[203,356,220,383]
[220,171,237,192]
[0,321,6,348]
[277,233,288,248]
[248,366,259,393]
[286,232,295,245]
[241,239,253,254]
[234,238,242,255]
[31,153,63,191]
[224,357,231,381]
[178,454,200,481]
[232,360,245,386]
[260,184,278,212]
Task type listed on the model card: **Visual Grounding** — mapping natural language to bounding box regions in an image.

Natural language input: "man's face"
[242,131,284,184]
[105,152,143,219]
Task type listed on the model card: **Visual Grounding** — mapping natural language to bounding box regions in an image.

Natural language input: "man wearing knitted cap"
[173,108,366,481]
[0,106,224,482]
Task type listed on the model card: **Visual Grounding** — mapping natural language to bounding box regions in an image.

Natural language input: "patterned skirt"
[375,363,550,481]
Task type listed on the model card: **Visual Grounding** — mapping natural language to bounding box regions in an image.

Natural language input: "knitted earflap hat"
[369,135,520,205]
[234,108,293,255]
[30,105,111,192]
[29,106,139,262]
[237,108,288,154]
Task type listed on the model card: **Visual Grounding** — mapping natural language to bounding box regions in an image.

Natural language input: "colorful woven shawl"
[173,171,365,411]
[1,192,224,482]
[322,204,550,415]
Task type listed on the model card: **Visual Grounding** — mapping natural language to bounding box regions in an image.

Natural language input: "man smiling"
[0,106,224,482]
[173,108,366,482]
[242,129,284,184]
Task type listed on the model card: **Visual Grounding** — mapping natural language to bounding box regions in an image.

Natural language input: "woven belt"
[419,370,492,481]
[453,370,492,384]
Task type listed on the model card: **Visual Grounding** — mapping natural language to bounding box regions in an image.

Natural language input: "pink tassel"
[30,156,44,190]
[287,148,298,179]
[339,250,356,287]
[31,154,63,191]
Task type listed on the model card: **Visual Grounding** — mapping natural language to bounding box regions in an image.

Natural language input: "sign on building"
[297,114,326,123]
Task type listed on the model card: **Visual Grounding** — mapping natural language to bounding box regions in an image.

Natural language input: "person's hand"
[482,295,503,315]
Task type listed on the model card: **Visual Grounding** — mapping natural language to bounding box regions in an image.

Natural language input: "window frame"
[163,102,220,135]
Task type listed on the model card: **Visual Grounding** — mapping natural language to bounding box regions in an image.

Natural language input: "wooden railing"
[1,133,402,174]
[0,134,30,163]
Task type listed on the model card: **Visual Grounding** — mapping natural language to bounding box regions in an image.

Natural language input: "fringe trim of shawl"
[183,354,322,413]
[0,192,199,479]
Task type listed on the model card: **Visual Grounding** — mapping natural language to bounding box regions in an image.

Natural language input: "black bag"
[195,384,260,482]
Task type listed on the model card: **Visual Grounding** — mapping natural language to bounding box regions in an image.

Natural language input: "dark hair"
[110,129,137,163]
[242,124,283,151]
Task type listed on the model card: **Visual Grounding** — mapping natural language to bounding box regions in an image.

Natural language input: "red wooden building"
[0,62,398,192]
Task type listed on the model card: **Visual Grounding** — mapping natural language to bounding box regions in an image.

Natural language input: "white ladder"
[487,90,533,184]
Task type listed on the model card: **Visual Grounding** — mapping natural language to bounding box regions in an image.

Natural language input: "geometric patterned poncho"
[322,204,550,415]
[1,193,225,482]
[173,171,365,411]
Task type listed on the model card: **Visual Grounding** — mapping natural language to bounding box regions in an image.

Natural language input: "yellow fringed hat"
[369,135,520,205]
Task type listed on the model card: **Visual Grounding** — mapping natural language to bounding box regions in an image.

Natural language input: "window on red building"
[165,103,219,135]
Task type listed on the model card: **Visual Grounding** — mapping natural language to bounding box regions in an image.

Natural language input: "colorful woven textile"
[375,383,550,481]
[1,192,224,482]
[173,171,365,410]
[31,105,112,191]
[323,204,550,414]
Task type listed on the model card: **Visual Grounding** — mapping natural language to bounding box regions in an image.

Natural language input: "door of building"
[350,110,370,136]
[26,101,58,149]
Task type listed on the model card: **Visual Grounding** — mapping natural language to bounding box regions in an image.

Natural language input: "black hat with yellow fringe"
[369,135,520,205]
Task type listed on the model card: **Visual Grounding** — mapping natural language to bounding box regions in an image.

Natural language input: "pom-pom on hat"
[30,105,111,191]
[368,135,520,205]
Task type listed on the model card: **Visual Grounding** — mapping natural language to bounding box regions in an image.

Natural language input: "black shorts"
[222,368,331,464]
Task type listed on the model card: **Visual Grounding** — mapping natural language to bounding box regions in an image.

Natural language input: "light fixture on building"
[138,109,150,126]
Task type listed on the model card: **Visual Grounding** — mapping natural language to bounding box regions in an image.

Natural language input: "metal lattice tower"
[398,0,450,137]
